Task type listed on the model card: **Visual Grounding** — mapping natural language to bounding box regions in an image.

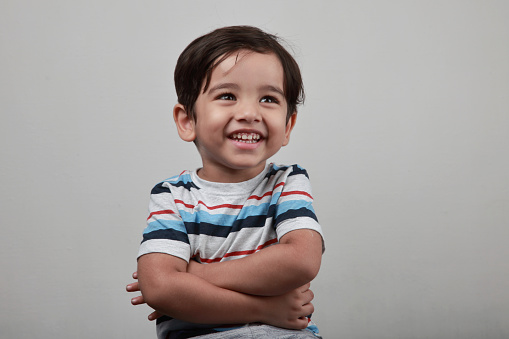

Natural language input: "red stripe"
[147,209,175,220]
[247,191,272,201]
[198,200,244,210]
[280,190,313,199]
[246,182,285,200]
[174,199,244,210]
[165,188,309,213]
[174,184,285,210]
[172,183,308,212]
[247,182,282,199]
[174,199,195,209]
[275,181,285,189]
[200,238,278,263]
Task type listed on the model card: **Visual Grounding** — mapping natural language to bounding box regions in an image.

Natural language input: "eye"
[260,96,279,104]
[217,93,236,101]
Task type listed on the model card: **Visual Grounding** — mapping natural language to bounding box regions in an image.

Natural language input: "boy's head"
[174,26,304,121]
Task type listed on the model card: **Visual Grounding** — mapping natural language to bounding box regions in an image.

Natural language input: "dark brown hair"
[174,26,304,121]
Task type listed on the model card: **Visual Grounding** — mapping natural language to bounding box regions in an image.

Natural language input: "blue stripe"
[276,199,315,217]
[145,219,187,234]
[306,324,320,335]
[165,173,200,190]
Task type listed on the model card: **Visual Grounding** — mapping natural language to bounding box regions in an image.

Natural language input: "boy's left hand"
[126,271,164,321]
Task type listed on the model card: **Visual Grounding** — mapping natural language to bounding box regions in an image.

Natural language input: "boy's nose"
[236,102,261,123]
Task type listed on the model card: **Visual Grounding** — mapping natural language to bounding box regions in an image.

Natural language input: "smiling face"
[174,50,296,183]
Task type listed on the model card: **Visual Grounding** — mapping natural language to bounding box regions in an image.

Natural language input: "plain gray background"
[1,1,508,338]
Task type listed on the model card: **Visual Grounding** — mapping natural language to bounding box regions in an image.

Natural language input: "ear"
[173,104,196,142]
[282,113,297,146]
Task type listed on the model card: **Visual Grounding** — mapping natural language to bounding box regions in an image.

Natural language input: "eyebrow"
[207,83,240,94]
[261,85,285,97]
[207,83,285,97]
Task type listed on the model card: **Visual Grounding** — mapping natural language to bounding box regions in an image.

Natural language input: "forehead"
[206,51,284,89]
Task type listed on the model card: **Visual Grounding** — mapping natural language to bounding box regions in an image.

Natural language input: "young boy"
[127,26,325,339]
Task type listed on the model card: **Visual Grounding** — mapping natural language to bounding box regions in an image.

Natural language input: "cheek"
[195,117,226,139]
[269,122,290,142]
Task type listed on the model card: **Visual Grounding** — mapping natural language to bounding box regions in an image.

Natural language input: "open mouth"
[229,132,262,144]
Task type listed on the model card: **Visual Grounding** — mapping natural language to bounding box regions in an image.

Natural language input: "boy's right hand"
[260,283,314,330]
[127,271,164,321]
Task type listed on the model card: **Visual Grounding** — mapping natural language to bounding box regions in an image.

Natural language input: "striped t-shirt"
[138,163,323,338]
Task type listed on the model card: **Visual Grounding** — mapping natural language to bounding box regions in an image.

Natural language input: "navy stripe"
[288,164,309,179]
[265,164,309,181]
[265,164,288,179]
[182,203,317,237]
[141,229,190,244]
[171,180,200,191]
[152,180,200,195]
[151,182,171,195]
[184,212,271,238]
[275,207,318,226]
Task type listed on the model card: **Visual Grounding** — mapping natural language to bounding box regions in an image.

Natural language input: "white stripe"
[138,239,191,263]
[189,221,277,262]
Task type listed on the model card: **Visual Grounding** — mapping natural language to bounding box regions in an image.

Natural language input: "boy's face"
[176,50,296,183]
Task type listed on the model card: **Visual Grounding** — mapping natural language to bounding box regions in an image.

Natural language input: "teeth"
[231,133,261,143]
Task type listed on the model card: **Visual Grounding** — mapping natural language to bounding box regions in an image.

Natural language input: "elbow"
[300,261,320,283]
[139,272,183,314]
[139,279,166,311]
[137,253,189,315]
[294,251,322,284]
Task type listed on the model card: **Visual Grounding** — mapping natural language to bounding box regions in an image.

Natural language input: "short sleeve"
[274,165,324,248]
[137,182,191,262]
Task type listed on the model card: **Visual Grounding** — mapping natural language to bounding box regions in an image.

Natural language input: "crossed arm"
[127,229,323,329]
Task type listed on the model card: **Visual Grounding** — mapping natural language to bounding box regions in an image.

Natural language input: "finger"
[290,317,310,330]
[299,282,311,292]
[307,289,314,302]
[126,281,140,292]
[148,310,164,321]
[132,271,138,279]
[301,289,314,305]
[302,302,314,317]
[131,295,146,305]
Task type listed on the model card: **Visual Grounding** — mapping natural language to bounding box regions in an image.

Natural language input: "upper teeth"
[231,133,261,143]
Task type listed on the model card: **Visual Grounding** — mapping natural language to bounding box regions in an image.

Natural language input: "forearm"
[137,253,313,329]
[190,229,323,296]
[140,268,263,324]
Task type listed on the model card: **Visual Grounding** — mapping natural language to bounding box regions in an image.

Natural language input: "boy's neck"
[196,163,267,183]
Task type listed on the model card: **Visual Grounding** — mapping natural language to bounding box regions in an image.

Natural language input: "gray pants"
[193,324,321,338]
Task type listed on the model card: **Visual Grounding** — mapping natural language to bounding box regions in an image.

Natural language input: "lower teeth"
[233,139,257,143]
